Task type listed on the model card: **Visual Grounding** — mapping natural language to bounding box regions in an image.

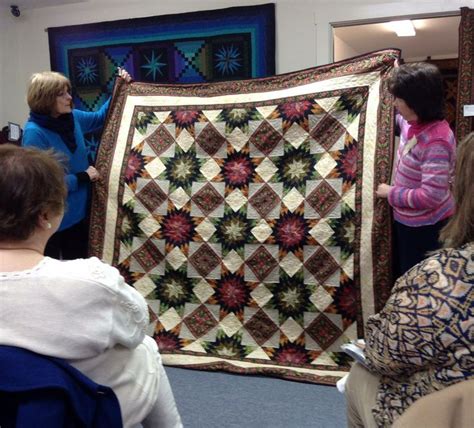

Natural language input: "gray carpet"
[166,367,347,428]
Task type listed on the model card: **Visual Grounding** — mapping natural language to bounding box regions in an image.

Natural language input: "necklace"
[0,247,43,255]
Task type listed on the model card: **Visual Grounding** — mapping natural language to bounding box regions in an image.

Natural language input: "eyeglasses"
[56,90,71,98]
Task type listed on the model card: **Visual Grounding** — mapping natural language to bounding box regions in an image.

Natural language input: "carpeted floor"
[166,367,347,427]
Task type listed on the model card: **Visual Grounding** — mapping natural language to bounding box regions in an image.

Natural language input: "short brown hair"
[27,71,72,115]
[0,144,67,241]
[389,62,444,123]
[440,132,474,248]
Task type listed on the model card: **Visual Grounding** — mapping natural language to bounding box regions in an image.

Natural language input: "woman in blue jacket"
[23,68,130,259]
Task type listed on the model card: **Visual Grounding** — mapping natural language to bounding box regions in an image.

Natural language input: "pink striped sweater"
[388,116,456,227]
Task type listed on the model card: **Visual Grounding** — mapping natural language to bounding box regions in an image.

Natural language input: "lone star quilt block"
[91,49,398,384]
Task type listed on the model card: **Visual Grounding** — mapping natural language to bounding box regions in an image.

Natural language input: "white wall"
[1,0,474,125]
[0,13,12,124]
[0,0,317,125]
[313,0,474,65]
[333,34,359,61]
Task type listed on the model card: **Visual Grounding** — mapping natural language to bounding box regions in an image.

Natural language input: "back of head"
[440,132,474,248]
[27,71,71,115]
[0,144,67,241]
[389,62,444,123]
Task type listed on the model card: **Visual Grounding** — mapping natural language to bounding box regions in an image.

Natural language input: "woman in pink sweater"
[376,62,456,276]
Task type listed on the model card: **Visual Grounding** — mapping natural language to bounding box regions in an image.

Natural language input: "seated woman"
[346,132,474,427]
[0,144,182,428]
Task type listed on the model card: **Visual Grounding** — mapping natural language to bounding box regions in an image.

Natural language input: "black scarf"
[29,111,77,153]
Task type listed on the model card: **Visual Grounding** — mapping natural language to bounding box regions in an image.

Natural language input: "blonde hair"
[440,132,474,248]
[27,71,72,115]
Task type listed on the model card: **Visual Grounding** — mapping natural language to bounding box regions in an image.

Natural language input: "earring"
[46,222,52,229]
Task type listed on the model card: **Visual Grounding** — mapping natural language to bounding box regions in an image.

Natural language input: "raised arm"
[74,98,111,134]
[74,68,132,134]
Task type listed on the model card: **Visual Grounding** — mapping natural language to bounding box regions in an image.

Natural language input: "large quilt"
[90,49,398,384]
[428,59,458,132]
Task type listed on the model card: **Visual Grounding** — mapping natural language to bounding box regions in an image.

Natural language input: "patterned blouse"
[364,243,474,427]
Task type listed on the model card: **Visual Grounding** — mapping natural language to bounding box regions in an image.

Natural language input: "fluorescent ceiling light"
[389,20,416,37]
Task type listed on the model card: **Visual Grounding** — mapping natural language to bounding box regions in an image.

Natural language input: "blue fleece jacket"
[22,99,110,231]
[0,345,122,427]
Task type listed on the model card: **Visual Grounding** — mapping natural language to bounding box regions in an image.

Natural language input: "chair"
[393,379,474,428]
[0,345,122,427]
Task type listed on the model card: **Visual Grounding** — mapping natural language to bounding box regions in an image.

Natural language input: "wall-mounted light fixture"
[388,20,416,37]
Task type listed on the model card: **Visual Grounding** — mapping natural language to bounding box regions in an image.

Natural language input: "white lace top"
[0,257,160,427]
[0,256,148,358]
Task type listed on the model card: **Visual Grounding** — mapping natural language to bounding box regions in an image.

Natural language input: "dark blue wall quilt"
[48,3,275,158]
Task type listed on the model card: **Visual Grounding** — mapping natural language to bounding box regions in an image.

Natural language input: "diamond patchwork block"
[91,49,396,385]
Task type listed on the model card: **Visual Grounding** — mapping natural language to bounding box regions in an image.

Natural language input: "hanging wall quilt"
[428,59,458,132]
[90,49,398,384]
[456,7,474,141]
[48,3,275,159]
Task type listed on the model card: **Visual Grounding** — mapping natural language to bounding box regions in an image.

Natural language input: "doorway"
[332,14,461,131]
